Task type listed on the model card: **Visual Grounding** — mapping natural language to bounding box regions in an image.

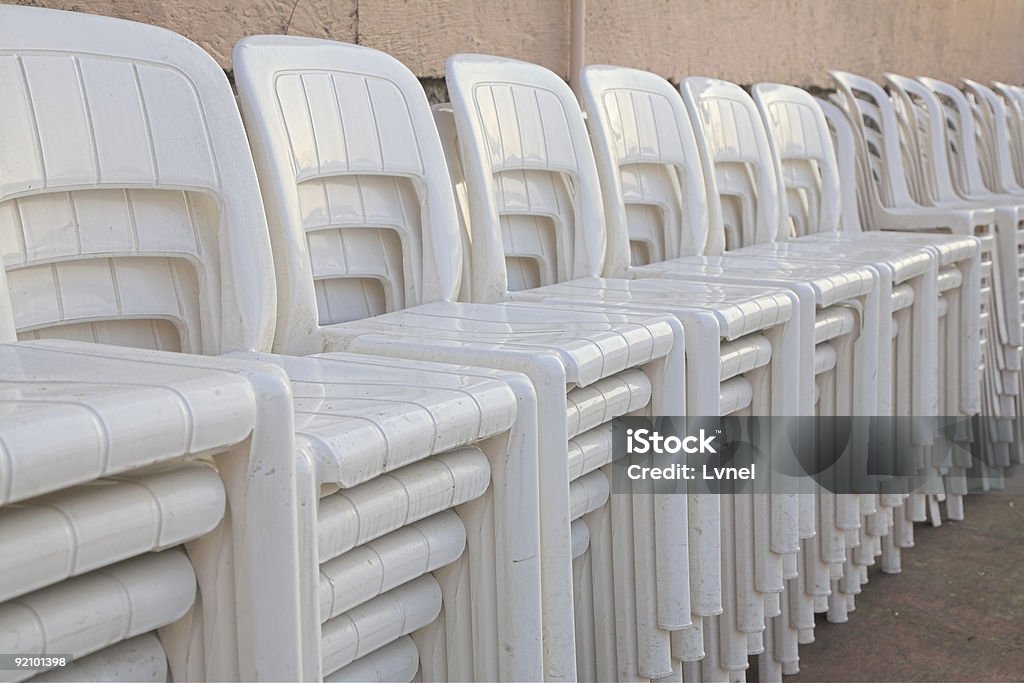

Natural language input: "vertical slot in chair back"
[579,65,714,268]
[830,71,919,212]
[752,83,844,237]
[0,7,275,354]
[991,82,1024,187]
[432,103,477,303]
[816,97,870,232]
[235,37,462,353]
[445,54,606,300]
[884,74,959,206]
[963,79,1024,195]
[679,77,784,248]
[916,77,993,199]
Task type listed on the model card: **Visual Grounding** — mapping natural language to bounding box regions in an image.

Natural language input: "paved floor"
[788,466,1024,683]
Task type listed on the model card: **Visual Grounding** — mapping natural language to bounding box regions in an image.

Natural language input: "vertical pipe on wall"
[570,0,586,98]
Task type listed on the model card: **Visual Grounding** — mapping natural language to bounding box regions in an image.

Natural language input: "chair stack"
[233,35,692,683]
[0,10,548,683]
[0,5,1014,683]
[0,342,303,682]
[273,353,541,682]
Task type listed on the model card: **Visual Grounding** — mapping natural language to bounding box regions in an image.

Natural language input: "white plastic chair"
[815,94,988,589]
[829,71,985,416]
[816,94,983,426]
[886,75,1023,464]
[990,82,1024,191]
[749,83,945,418]
[756,82,987,489]
[0,338,302,682]
[817,91,1001,624]
[439,55,827,680]
[0,7,315,678]
[233,37,687,682]
[962,79,1024,197]
[828,73,1001,504]
[585,71,925,679]
[0,8,541,682]
[953,78,1024,472]
[580,69,893,425]
[821,90,985,512]
[745,81,985,677]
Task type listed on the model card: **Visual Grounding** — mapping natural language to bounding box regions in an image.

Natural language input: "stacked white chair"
[435,66,802,421]
[0,5,1006,682]
[815,94,996,616]
[582,71,935,680]
[828,73,995,488]
[989,81,1024,194]
[576,69,896,452]
[440,56,836,682]
[818,92,984,448]
[828,72,987,410]
[232,37,688,682]
[959,79,1024,421]
[440,57,929,683]
[0,8,549,682]
[988,80,1024,462]
[680,79,919,680]
[759,83,982,501]
[0,339,304,683]
[747,82,981,678]
[771,89,988,665]
[885,75,1024,475]
[570,69,893,682]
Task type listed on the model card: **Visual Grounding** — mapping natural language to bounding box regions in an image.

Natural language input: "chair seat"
[234,351,518,489]
[637,255,876,308]
[322,301,677,388]
[511,276,794,340]
[739,239,934,284]
[0,342,262,505]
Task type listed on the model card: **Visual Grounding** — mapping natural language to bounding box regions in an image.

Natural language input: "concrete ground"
[787,466,1024,683]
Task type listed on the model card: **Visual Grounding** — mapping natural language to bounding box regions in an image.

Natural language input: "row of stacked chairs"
[0,5,1020,682]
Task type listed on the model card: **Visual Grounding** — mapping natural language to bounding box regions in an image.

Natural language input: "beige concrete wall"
[585,0,1024,87]
[13,0,1024,86]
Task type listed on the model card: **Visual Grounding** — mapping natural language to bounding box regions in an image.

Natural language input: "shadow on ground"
[787,465,1024,682]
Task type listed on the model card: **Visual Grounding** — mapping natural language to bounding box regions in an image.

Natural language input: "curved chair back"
[918,77,1000,198]
[580,64,717,264]
[830,71,920,212]
[679,77,785,248]
[234,37,463,353]
[445,54,607,299]
[0,5,276,354]
[752,82,843,236]
[963,79,1024,195]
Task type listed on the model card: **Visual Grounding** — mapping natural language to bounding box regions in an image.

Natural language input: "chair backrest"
[883,73,962,205]
[751,82,843,236]
[431,104,477,302]
[579,64,716,266]
[0,258,14,343]
[990,81,1024,187]
[815,97,869,231]
[830,71,920,212]
[445,54,606,300]
[917,77,994,198]
[962,78,1024,195]
[679,77,784,248]
[233,37,462,352]
[0,5,276,354]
